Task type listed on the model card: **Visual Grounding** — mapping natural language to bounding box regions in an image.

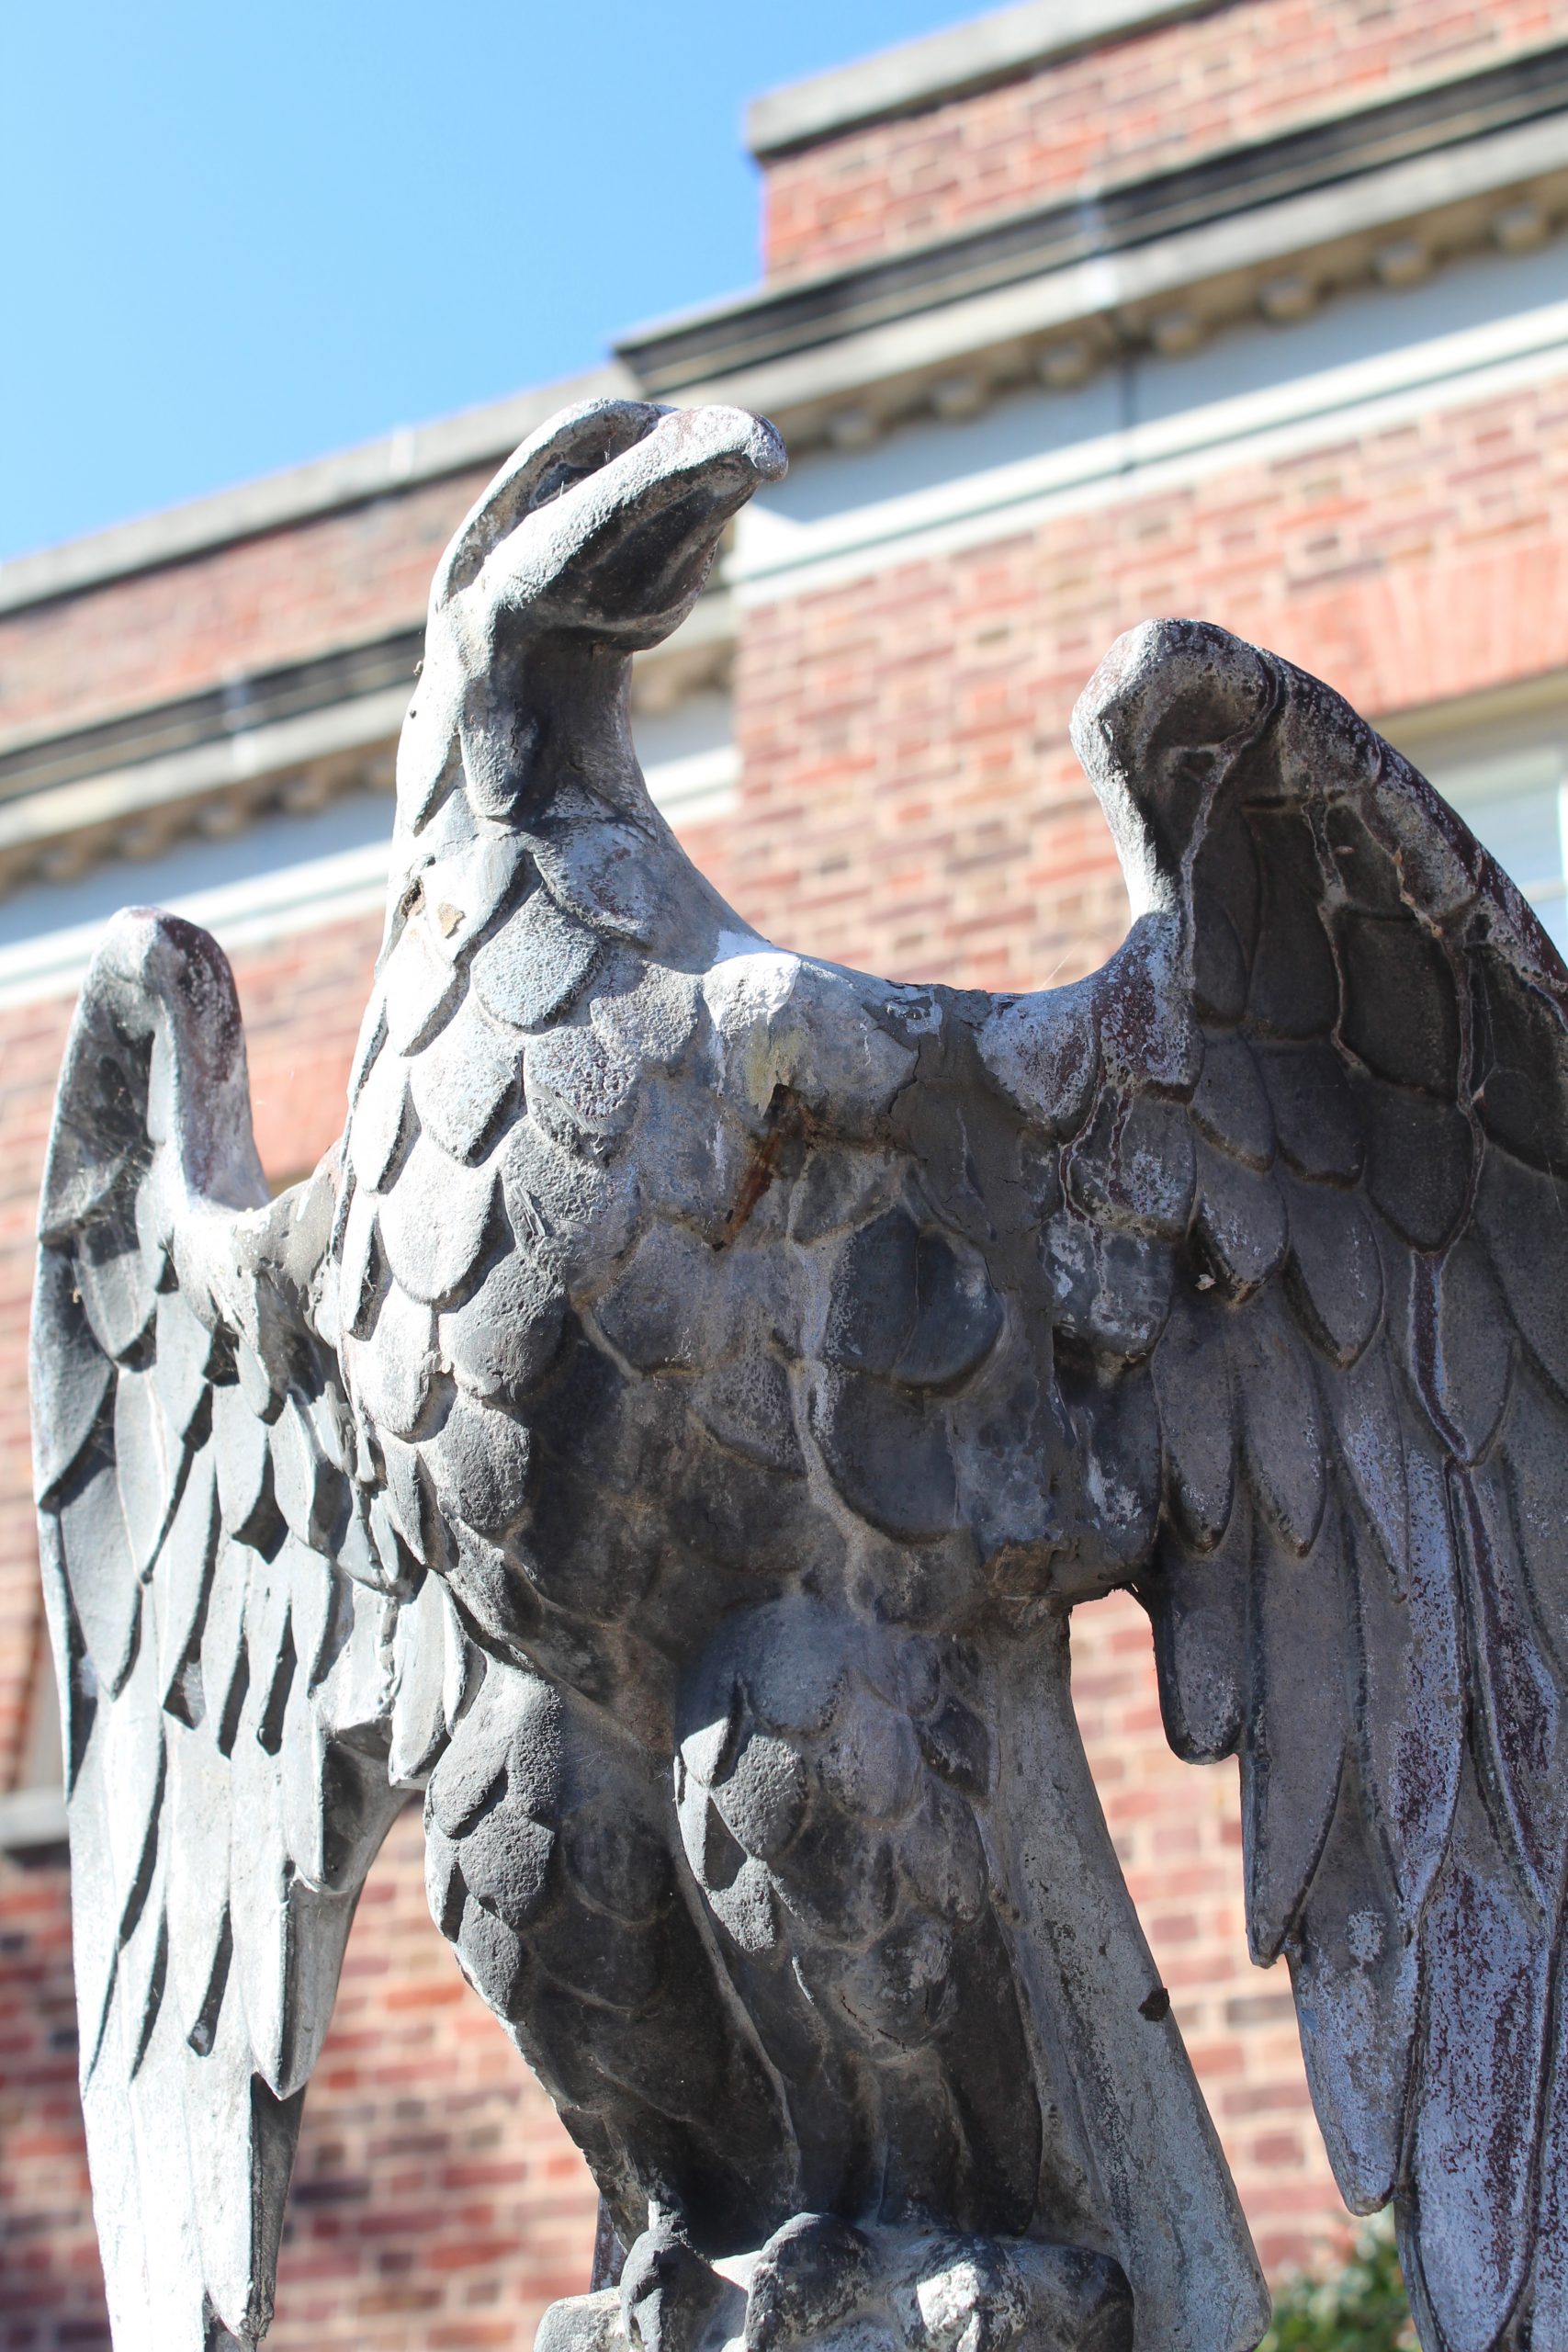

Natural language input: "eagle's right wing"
[32,910,475,2350]
[981,625,1568,2352]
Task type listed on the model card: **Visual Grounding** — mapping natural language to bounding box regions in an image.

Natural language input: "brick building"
[3,0,1567,2341]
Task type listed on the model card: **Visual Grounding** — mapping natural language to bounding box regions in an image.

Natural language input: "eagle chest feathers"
[37,394,1568,2352]
[338,820,1056,1623]
[335,769,1074,2235]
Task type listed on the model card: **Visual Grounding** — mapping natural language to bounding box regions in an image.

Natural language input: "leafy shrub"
[1259,2211,1416,2352]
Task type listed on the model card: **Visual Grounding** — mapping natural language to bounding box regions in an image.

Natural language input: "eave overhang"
[623,45,1568,445]
[0,590,737,900]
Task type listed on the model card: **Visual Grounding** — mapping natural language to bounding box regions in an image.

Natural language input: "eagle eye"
[529,451,607,513]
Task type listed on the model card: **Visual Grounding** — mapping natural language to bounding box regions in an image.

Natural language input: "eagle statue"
[32,397,1568,2352]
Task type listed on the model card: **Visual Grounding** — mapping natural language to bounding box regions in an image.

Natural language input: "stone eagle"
[32,399,1568,2352]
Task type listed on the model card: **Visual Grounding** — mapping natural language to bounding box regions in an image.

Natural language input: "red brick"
[760,0,1566,281]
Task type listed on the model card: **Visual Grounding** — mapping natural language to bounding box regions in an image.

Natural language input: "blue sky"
[1,1,970,560]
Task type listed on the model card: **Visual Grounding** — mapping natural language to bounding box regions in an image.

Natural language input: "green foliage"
[1258,2211,1416,2352]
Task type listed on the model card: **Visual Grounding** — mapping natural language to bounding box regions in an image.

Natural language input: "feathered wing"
[31,910,472,2351]
[981,619,1568,2352]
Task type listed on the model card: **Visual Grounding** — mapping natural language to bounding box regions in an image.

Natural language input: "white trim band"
[731,270,1568,604]
[0,684,412,860]
[0,1788,68,1850]
[0,742,739,1011]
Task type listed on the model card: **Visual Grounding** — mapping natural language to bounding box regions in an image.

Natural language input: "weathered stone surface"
[473,886,601,1032]
[34,409,1568,2352]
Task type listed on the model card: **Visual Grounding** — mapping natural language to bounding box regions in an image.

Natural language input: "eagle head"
[434,397,787,653]
[391,397,784,854]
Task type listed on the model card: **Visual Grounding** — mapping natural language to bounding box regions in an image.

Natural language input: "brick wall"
[722,370,1568,989]
[760,0,1568,282]
[1070,1599,1326,2277]
[0,1817,603,2350]
[5,349,1567,2346]
[0,469,491,750]
[5,0,1568,2334]
[0,995,69,1800]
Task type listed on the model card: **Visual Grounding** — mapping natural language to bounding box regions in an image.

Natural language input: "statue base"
[536,2221,1133,2352]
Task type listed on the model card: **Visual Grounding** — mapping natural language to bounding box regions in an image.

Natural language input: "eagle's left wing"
[32,910,472,2350]
[979,622,1568,2352]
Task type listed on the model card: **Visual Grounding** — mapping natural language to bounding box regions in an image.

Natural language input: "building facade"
[3,0,1568,2340]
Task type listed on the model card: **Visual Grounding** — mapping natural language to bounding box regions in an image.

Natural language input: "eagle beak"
[441,400,787,653]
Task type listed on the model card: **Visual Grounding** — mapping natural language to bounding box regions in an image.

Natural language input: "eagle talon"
[744,2212,877,2352]
[735,2222,1130,2352]
[890,2237,1133,2352]
[621,2218,728,2352]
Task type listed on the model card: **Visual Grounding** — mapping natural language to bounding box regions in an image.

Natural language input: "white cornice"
[729,254,1568,602]
[0,683,411,877]
[1382,671,1568,752]
[0,731,738,1010]
[0,581,736,897]
[0,365,633,619]
[0,838,394,1014]
[673,114,1568,433]
[746,0,1210,158]
[0,1787,66,1850]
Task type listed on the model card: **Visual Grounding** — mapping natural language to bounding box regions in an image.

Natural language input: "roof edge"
[0,363,634,621]
[745,0,1215,160]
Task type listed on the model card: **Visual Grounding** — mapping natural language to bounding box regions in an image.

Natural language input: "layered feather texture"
[34,400,1568,2352]
[979,621,1568,2352]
